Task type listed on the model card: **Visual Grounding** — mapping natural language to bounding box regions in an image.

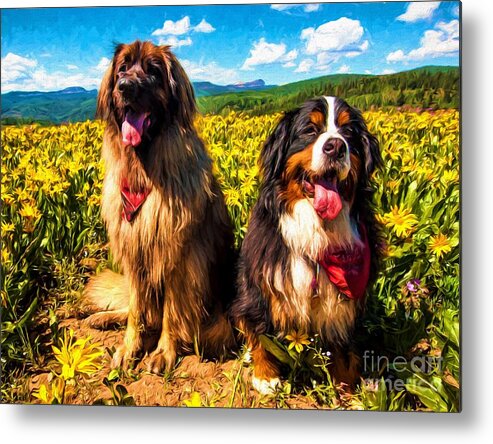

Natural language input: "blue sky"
[1,1,460,92]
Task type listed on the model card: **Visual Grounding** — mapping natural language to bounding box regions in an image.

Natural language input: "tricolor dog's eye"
[303,124,319,137]
[341,125,355,135]
[118,63,127,73]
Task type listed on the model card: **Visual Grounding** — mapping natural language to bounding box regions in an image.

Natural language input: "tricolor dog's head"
[96,40,196,149]
[260,96,382,221]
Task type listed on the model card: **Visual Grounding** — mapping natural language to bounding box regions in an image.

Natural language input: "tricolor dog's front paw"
[252,376,281,395]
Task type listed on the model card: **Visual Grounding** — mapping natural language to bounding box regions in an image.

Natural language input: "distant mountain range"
[193,79,273,96]
[1,67,459,124]
[1,79,274,124]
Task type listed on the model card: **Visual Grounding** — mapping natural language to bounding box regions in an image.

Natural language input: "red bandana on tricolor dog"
[317,224,371,300]
[120,178,150,222]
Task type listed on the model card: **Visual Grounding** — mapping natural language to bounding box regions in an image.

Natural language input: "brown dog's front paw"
[84,309,128,329]
[146,349,177,375]
[111,343,143,370]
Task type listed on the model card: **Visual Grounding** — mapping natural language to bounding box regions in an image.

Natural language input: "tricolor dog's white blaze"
[310,96,350,179]
[325,96,339,133]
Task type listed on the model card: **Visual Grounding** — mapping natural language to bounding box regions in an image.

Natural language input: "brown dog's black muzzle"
[118,78,139,101]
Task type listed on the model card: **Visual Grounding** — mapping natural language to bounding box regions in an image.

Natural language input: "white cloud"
[1,53,37,83]
[241,38,298,70]
[338,64,350,73]
[294,58,314,73]
[282,61,296,68]
[314,52,337,71]
[95,57,111,73]
[157,36,193,48]
[1,53,109,92]
[2,67,101,93]
[181,59,240,84]
[297,17,368,72]
[386,19,459,62]
[359,39,369,52]
[381,68,396,75]
[194,18,215,33]
[271,4,293,11]
[301,17,366,56]
[152,16,215,39]
[397,2,441,22]
[271,4,321,13]
[304,4,320,13]
[386,49,406,63]
[284,49,298,62]
[365,69,372,74]
[152,16,191,36]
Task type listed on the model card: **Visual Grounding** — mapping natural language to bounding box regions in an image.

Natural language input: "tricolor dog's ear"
[349,105,382,177]
[361,128,382,177]
[260,111,295,184]
[162,47,197,129]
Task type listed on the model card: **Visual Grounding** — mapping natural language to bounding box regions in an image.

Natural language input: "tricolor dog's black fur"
[231,96,382,394]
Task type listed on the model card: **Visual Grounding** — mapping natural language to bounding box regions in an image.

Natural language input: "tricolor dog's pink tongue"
[122,111,149,147]
[313,177,342,221]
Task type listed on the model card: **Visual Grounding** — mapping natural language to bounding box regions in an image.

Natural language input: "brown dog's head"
[97,40,196,148]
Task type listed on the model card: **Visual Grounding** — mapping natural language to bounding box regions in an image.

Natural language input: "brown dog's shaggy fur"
[84,40,236,373]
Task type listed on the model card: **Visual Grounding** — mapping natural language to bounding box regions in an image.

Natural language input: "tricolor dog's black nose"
[323,138,346,159]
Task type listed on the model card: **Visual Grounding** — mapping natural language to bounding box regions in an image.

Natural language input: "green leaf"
[406,383,448,412]
[107,368,120,382]
[259,335,295,368]
[16,297,38,329]
[443,309,459,347]
[406,373,449,412]
[376,378,388,410]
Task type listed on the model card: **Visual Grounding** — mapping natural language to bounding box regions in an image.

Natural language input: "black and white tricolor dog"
[231,96,382,394]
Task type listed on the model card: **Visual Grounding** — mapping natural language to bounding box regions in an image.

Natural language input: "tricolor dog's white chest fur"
[278,198,360,343]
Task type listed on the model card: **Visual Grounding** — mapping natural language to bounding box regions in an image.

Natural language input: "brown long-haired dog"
[231,96,382,394]
[84,40,236,373]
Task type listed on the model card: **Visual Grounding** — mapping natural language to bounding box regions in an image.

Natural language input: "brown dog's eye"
[118,64,127,73]
[148,62,162,76]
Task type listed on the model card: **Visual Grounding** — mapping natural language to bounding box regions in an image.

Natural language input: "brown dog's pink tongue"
[122,111,148,147]
[313,178,342,221]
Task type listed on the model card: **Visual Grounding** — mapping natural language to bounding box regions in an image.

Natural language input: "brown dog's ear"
[96,61,115,121]
[96,44,124,121]
[163,47,197,128]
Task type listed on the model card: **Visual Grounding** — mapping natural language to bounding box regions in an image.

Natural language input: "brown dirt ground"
[27,313,331,409]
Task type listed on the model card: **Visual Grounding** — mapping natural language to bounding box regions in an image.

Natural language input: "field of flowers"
[0,109,460,410]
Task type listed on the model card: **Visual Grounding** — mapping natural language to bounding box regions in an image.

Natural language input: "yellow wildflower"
[285,331,310,353]
[381,205,419,238]
[429,233,452,259]
[183,392,203,407]
[19,201,41,220]
[2,222,15,233]
[52,329,103,381]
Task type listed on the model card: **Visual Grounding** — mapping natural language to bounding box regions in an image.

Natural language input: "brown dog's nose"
[118,78,136,96]
[323,138,346,159]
